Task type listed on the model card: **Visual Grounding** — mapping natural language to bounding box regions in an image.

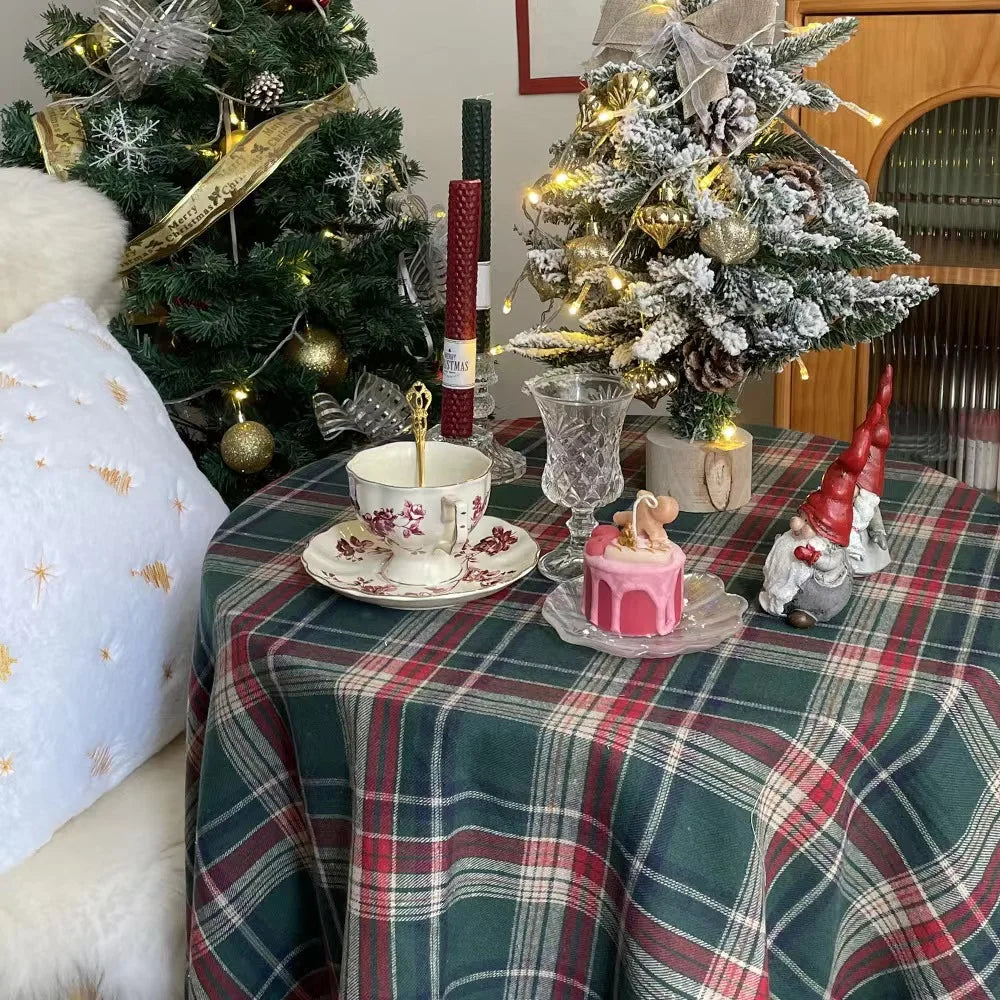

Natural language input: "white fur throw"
[0,168,128,333]
[0,297,227,874]
[0,737,185,1000]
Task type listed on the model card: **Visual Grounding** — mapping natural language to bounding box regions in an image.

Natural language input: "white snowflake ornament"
[91,105,159,172]
[326,146,393,219]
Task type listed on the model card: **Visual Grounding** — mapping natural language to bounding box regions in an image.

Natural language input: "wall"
[0,0,775,424]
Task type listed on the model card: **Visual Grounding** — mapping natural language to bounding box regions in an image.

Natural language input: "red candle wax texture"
[441,179,482,439]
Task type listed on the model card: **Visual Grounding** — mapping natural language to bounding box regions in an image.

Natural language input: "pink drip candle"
[581,492,685,636]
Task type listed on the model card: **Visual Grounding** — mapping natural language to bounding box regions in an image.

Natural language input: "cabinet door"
[777,7,1000,439]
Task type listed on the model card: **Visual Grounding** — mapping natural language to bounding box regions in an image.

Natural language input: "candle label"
[477,261,492,311]
[443,338,477,389]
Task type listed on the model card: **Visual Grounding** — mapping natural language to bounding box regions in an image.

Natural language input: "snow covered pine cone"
[245,71,285,112]
[703,88,758,156]
[683,338,746,394]
[755,158,825,212]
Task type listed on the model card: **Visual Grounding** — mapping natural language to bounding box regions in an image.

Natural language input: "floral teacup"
[346,441,492,588]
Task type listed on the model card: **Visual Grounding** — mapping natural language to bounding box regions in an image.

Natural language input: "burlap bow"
[593,0,779,127]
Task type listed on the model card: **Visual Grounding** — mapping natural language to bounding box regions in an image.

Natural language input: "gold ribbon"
[33,104,87,180]
[119,84,355,273]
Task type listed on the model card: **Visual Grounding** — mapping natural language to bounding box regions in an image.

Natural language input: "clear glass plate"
[542,573,748,659]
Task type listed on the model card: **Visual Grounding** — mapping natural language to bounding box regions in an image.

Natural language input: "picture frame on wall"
[515,0,601,94]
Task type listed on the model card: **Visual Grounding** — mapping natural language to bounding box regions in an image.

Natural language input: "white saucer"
[543,573,747,659]
[302,515,539,610]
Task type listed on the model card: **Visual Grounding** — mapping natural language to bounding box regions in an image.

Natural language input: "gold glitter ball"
[285,325,349,391]
[698,215,761,265]
[221,420,275,474]
[564,231,614,284]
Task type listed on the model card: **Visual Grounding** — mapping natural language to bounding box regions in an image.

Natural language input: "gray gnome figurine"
[760,418,874,628]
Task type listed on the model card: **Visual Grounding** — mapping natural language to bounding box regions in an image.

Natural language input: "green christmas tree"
[1,0,436,504]
[507,1,935,441]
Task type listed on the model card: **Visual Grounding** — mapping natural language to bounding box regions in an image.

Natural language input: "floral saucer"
[302,515,539,610]
[543,573,748,659]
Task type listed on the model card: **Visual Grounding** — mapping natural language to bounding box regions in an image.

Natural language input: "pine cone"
[682,338,746,394]
[703,88,757,156]
[245,71,285,112]
[756,157,824,202]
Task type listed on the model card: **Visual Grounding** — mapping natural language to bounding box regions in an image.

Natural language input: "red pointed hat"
[800,414,875,548]
[857,365,894,495]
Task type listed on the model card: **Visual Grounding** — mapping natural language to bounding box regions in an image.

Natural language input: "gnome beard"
[849,487,891,576]
[759,515,853,627]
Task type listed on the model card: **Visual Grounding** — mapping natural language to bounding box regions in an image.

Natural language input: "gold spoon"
[406,381,432,487]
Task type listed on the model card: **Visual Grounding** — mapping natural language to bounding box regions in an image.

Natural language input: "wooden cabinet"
[775,0,1000,442]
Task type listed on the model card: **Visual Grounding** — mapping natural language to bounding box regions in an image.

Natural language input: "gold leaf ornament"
[579,70,658,132]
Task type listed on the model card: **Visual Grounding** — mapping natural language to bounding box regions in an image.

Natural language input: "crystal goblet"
[526,372,634,582]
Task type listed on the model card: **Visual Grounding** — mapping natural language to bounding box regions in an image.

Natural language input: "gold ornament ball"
[699,215,761,266]
[286,325,349,390]
[221,420,275,474]
[636,203,693,251]
[83,21,116,62]
[564,230,614,284]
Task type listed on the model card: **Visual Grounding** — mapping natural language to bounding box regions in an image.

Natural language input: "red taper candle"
[441,179,482,440]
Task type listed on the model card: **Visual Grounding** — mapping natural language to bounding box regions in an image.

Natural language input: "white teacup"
[347,441,492,588]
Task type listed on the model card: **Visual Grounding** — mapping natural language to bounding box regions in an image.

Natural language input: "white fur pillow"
[0,297,228,874]
[0,168,128,332]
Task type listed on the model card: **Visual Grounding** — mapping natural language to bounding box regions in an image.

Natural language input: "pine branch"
[771,18,858,74]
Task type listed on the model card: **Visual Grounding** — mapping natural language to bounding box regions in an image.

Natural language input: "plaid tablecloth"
[187,420,1000,1000]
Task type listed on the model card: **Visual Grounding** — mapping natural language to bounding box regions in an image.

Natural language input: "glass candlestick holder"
[525,372,634,582]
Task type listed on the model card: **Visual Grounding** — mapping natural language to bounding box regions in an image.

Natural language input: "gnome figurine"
[849,366,894,577]
[760,421,872,628]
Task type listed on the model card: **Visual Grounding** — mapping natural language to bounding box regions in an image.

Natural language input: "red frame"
[515,0,586,95]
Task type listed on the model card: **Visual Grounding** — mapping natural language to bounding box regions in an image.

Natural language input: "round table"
[187,420,1000,1000]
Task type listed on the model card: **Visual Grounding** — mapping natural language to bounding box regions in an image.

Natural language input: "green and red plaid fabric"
[187,420,1000,1000]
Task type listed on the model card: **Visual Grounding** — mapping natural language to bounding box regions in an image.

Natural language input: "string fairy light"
[796,357,810,381]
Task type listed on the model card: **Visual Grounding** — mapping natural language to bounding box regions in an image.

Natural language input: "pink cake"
[582,522,685,637]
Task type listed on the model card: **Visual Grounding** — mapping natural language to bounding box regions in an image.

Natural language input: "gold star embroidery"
[35,457,47,469]
[171,497,188,517]
[100,647,113,663]
[89,746,113,777]
[74,396,88,406]
[132,561,172,593]
[92,334,115,352]
[106,378,129,407]
[0,372,20,388]
[0,646,17,682]
[28,560,54,605]
[162,661,175,681]
[90,464,132,495]
[26,412,38,423]
[0,756,13,777]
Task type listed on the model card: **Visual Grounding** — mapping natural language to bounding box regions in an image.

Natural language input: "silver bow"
[594,0,779,128]
[314,372,412,444]
[98,0,221,98]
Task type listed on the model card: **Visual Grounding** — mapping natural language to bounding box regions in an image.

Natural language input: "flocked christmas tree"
[507,0,935,441]
[0,0,436,503]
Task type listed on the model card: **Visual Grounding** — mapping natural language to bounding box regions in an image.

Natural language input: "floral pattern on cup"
[336,535,387,562]
[473,495,486,524]
[472,526,518,556]
[362,501,426,541]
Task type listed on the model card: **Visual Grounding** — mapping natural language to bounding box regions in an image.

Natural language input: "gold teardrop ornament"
[621,361,678,407]
[636,203,693,250]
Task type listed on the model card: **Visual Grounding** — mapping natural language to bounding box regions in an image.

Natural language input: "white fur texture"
[0,168,128,332]
[0,297,228,873]
[0,738,185,1000]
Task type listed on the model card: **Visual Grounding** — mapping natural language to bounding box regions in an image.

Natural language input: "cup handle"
[442,496,470,555]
